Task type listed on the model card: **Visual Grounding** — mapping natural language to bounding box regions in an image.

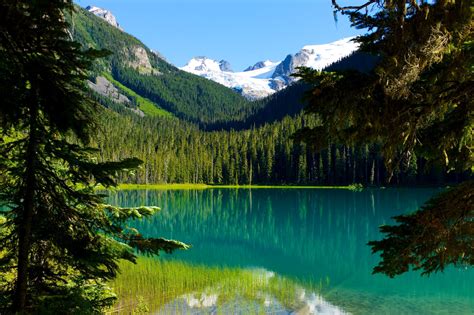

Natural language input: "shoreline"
[114,183,364,190]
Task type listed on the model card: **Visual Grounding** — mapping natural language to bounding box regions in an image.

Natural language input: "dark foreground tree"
[295,0,473,276]
[0,1,188,313]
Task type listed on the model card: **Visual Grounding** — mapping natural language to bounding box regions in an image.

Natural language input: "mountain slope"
[272,38,359,83]
[73,5,376,130]
[86,6,122,30]
[211,51,380,130]
[71,6,256,125]
[180,38,359,100]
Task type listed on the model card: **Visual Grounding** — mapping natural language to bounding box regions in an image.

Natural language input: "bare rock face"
[88,76,130,104]
[219,60,233,72]
[88,76,145,116]
[124,46,158,75]
[269,79,287,92]
[272,38,360,84]
[272,54,294,84]
[86,6,123,30]
[244,61,269,72]
[271,52,311,85]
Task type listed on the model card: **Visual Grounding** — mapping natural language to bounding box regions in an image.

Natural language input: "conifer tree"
[295,0,473,276]
[0,1,187,312]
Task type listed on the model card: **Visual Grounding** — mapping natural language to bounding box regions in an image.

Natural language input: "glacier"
[180,37,359,100]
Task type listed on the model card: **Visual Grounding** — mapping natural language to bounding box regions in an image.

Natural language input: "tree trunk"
[13,86,39,312]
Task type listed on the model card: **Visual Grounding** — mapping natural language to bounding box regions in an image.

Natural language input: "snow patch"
[301,37,360,71]
[181,57,281,100]
[180,37,359,99]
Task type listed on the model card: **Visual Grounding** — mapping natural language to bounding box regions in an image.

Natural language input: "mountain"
[86,6,122,30]
[272,38,360,84]
[181,57,282,100]
[206,51,380,131]
[75,5,373,129]
[180,38,359,100]
[244,60,275,72]
[183,57,234,72]
[70,6,453,187]
[70,6,256,126]
[218,60,233,72]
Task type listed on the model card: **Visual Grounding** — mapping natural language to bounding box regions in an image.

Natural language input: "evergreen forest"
[0,1,472,313]
[70,6,466,187]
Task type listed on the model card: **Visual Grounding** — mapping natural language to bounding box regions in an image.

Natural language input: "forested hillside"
[71,6,377,130]
[94,109,465,186]
[72,5,466,187]
[70,7,259,125]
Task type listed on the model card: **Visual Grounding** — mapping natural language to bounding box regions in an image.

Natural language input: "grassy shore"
[110,257,321,314]
[115,183,364,190]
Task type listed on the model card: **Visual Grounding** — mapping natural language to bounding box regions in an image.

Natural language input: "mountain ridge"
[86,5,122,30]
[71,5,257,126]
[84,5,359,101]
[76,5,377,131]
[180,37,359,99]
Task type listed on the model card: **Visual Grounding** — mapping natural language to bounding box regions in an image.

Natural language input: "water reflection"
[108,188,474,314]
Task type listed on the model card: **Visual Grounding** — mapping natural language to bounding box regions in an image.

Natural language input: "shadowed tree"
[0,1,188,313]
[294,0,473,277]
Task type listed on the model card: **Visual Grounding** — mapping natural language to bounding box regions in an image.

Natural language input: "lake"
[108,188,474,314]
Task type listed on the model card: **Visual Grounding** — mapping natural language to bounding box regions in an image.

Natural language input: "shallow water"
[108,188,474,314]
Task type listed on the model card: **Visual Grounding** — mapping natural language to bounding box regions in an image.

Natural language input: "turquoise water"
[108,188,474,314]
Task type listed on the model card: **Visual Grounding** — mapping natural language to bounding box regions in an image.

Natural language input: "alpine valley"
[76,5,465,186]
[2,2,473,315]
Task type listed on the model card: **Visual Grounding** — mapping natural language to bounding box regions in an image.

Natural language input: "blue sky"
[75,0,363,70]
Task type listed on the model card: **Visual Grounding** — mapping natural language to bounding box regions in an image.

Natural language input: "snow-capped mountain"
[182,58,283,100]
[273,38,360,84]
[86,6,123,30]
[183,57,234,73]
[244,60,276,72]
[180,37,359,99]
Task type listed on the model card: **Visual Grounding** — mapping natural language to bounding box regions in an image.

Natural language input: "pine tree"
[0,1,187,312]
[295,0,473,276]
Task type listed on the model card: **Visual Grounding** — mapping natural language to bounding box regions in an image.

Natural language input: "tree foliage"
[368,181,473,277]
[0,1,187,313]
[295,0,473,276]
[94,109,465,186]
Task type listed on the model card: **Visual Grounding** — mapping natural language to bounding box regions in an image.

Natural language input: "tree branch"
[332,0,378,13]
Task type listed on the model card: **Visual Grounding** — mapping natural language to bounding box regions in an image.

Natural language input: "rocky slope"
[73,5,256,125]
[86,6,123,30]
